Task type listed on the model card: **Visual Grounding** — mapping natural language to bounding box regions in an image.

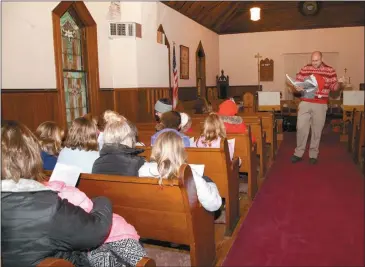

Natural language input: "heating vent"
[109,22,142,38]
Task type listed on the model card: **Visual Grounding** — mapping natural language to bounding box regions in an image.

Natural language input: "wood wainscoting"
[107,88,170,123]
[2,88,170,129]
[2,89,60,131]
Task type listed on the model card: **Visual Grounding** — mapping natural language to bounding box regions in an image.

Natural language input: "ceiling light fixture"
[250,7,260,21]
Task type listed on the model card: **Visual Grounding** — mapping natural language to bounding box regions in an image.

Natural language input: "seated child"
[151,111,190,147]
[179,112,193,133]
[217,99,256,143]
[195,113,236,162]
[44,180,147,266]
[139,131,222,212]
[35,121,64,171]
[92,117,145,176]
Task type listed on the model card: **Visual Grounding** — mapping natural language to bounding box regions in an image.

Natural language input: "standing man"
[291,51,343,164]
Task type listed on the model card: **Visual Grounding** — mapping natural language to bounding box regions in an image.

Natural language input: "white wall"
[2,2,57,89]
[219,27,365,95]
[157,2,220,87]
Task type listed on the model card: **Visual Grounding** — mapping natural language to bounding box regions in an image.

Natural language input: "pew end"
[77,165,216,267]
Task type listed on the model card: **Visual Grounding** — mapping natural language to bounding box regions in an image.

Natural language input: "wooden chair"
[77,165,216,267]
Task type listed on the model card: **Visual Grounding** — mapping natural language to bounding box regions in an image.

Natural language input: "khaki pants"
[294,101,328,159]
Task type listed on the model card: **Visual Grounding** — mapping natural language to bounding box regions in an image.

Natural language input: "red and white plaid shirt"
[296,62,338,104]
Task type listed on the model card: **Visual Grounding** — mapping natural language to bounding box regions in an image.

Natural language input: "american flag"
[172,43,179,109]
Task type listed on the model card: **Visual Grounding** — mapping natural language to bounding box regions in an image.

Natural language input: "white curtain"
[283,52,339,100]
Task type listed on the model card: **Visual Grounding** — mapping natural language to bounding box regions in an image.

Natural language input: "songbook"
[286,74,318,99]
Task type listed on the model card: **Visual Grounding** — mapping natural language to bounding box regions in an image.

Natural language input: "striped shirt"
[296,62,338,104]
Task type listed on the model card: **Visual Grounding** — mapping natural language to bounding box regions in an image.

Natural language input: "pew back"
[77,165,216,266]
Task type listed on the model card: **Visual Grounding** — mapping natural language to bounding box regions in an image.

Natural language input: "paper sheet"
[189,164,205,177]
[227,138,235,161]
[189,137,195,147]
[258,92,280,106]
[343,91,364,105]
[49,163,82,187]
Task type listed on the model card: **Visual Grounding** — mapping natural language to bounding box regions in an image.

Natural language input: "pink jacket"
[195,136,234,161]
[44,181,140,243]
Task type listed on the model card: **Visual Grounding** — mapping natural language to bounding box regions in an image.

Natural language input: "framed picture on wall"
[180,45,189,79]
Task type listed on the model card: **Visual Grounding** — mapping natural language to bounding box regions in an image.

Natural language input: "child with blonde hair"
[35,121,64,170]
[195,113,236,162]
[138,131,222,212]
[98,110,126,149]
[92,118,145,176]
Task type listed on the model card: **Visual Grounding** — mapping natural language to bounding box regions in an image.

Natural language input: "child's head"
[201,113,226,143]
[64,116,98,151]
[35,121,64,156]
[179,112,192,133]
[2,120,44,182]
[154,98,173,122]
[99,110,125,131]
[104,118,137,148]
[160,111,181,131]
[151,131,187,184]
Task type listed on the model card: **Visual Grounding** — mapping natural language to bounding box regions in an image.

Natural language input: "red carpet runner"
[223,132,364,266]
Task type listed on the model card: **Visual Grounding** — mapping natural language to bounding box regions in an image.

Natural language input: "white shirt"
[57,148,100,174]
[138,162,222,212]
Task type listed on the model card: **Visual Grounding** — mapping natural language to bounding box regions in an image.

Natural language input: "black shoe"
[291,155,302,163]
[309,158,318,164]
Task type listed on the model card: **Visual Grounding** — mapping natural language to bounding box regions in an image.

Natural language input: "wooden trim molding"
[1,89,58,93]
[52,1,100,129]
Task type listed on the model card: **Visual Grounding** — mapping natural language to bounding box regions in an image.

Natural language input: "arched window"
[53,2,99,128]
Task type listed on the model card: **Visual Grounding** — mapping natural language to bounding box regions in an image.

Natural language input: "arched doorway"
[157,24,171,93]
[52,1,100,128]
[196,41,206,99]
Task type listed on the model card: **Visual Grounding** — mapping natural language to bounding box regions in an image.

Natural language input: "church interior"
[1,1,365,267]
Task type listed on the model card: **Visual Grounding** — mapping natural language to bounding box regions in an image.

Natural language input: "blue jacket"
[41,151,57,171]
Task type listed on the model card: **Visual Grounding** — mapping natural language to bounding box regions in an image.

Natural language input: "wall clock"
[299,1,320,16]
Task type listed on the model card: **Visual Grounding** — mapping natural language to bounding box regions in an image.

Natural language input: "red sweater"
[296,62,338,104]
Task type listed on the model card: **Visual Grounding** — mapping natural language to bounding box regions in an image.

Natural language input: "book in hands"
[286,74,318,99]
[286,74,317,91]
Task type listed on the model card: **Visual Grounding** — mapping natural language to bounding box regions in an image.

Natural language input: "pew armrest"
[136,257,156,267]
[37,258,74,267]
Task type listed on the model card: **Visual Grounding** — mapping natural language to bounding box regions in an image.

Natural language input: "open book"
[286,74,317,90]
[286,74,318,98]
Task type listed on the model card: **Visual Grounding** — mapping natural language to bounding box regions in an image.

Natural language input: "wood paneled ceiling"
[163,1,365,34]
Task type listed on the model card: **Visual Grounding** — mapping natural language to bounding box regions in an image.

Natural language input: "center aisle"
[223,132,364,266]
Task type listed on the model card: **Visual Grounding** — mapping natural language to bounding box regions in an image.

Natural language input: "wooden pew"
[77,165,216,267]
[354,112,364,164]
[137,139,240,236]
[226,129,258,199]
[240,113,277,161]
[37,258,74,267]
[347,109,361,153]
[241,117,267,179]
[37,257,156,267]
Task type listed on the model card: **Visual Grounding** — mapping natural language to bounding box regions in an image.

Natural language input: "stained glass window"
[61,11,88,126]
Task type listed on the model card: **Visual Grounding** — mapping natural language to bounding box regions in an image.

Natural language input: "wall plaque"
[260,58,274,81]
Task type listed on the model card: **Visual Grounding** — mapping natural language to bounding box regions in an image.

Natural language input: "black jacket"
[1,179,113,267]
[92,144,146,176]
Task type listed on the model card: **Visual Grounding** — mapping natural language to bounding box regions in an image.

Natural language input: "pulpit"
[216,70,229,99]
